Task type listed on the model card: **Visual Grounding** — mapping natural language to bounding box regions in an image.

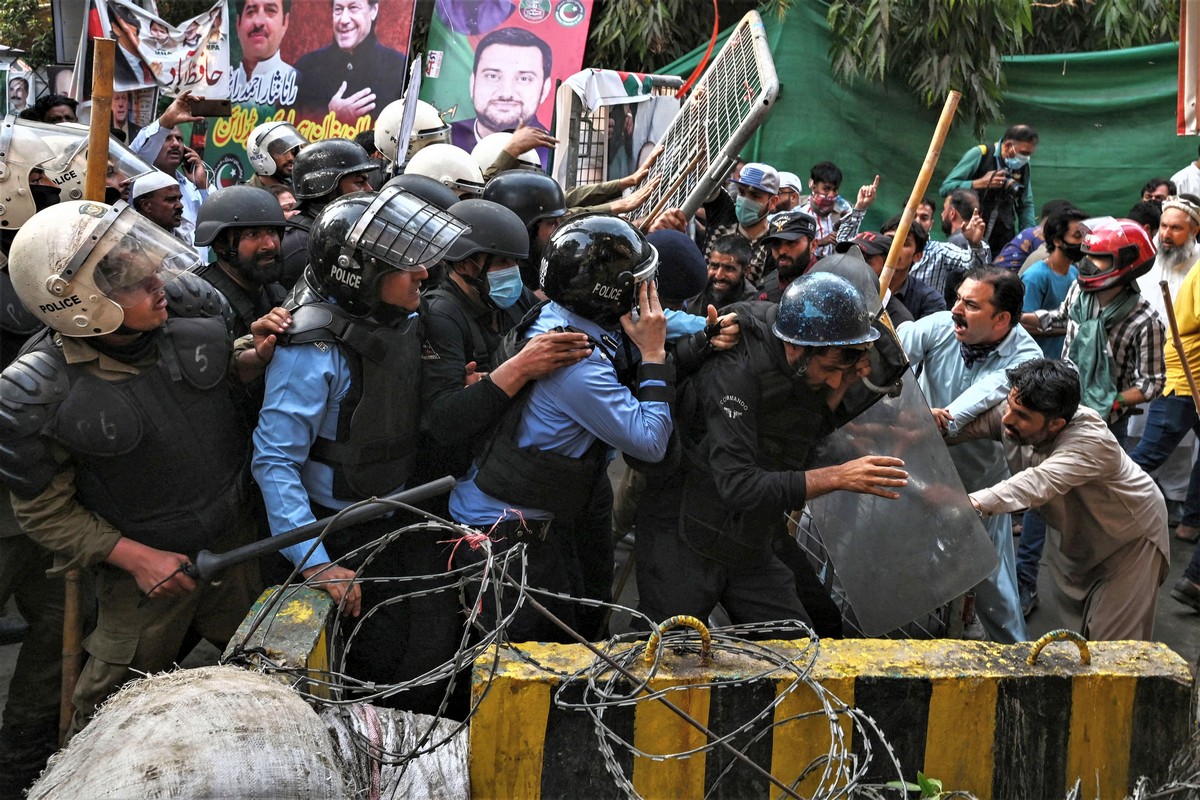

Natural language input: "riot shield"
[804,369,999,635]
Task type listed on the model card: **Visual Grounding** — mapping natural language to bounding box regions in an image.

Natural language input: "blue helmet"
[773,272,880,348]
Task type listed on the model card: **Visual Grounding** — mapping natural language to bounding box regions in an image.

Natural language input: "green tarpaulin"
[661,0,1192,234]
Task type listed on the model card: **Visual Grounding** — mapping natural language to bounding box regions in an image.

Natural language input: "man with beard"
[293,0,407,124]
[192,186,295,338]
[755,210,817,303]
[688,234,757,312]
[450,28,554,171]
[246,121,307,191]
[1130,197,1200,544]
[701,162,783,286]
[954,359,1169,640]
[131,172,186,240]
[898,266,1041,642]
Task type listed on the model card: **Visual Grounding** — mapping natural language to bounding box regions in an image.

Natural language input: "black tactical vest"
[282,302,422,500]
[41,317,249,553]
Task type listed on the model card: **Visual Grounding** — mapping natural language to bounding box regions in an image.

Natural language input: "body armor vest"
[282,301,422,500]
[39,318,248,552]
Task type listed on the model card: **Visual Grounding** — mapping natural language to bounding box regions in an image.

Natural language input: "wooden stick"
[639,149,704,231]
[61,39,116,746]
[58,567,83,745]
[84,39,115,203]
[879,90,961,301]
[1159,280,1200,416]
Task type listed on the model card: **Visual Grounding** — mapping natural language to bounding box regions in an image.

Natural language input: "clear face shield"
[263,125,307,160]
[0,117,155,228]
[347,186,470,272]
[60,204,195,311]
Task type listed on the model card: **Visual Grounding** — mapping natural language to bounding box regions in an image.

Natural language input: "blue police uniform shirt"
[449,301,674,527]
[251,309,420,569]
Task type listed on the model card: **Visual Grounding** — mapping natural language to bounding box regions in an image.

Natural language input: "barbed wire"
[221,502,1196,800]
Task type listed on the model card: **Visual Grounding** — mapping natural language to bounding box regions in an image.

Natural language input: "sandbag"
[322,704,469,799]
[28,666,351,799]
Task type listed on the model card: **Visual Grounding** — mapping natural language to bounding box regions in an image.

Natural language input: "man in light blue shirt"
[450,214,675,643]
[898,266,1042,642]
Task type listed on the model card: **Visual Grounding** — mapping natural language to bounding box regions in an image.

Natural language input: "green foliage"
[585,0,794,73]
[827,0,1178,135]
[0,0,55,69]
[885,770,946,798]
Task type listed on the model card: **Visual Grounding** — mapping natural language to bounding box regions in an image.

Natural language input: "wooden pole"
[60,38,115,746]
[84,39,115,204]
[57,568,83,745]
[878,90,961,302]
[1159,280,1200,416]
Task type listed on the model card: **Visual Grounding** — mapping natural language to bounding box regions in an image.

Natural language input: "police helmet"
[539,213,658,328]
[773,271,880,348]
[307,186,469,316]
[193,185,295,247]
[482,170,566,230]
[292,138,377,201]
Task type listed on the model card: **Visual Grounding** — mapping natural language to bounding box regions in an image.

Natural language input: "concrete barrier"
[222,585,335,699]
[468,638,1194,799]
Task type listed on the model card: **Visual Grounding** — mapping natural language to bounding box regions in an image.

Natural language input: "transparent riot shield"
[803,369,999,636]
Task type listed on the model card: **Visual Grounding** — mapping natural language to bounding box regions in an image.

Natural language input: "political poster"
[203,0,416,187]
[419,0,594,171]
[76,0,230,98]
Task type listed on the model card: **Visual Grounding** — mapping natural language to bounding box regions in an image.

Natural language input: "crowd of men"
[0,95,1195,792]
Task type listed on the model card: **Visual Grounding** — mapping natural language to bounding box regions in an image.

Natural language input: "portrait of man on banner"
[421,0,595,173]
[448,26,552,160]
[292,0,409,124]
[230,0,297,106]
[6,73,28,114]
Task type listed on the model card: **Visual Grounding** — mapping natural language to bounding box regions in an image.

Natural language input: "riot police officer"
[635,272,909,632]
[252,187,469,705]
[448,213,675,642]
[280,138,379,284]
[481,169,567,290]
[0,200,278,741]
[192,185,298,337]
[245,120,307,191]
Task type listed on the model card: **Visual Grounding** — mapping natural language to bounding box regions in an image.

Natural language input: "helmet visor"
[7,120,154,187]
[347,186,469,271]
[85,207,198,306]
[264,125,306,159]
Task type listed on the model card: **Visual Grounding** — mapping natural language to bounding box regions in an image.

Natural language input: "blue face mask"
[487,265,524,309]
[1005,153,1030,170]
[735,195,766,227]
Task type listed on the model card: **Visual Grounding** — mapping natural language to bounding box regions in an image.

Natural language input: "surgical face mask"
[735,195,766,227]
[1005,153,1030,170]
[487,264,524,309]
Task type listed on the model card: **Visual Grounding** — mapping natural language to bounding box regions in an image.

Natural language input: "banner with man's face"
[204,0,416,187]
[418,0,594,171]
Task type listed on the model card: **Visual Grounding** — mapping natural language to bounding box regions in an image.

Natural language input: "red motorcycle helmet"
[1077,216,1156,292]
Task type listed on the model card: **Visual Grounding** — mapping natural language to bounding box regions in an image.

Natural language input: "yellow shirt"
[1164,258,1200,396]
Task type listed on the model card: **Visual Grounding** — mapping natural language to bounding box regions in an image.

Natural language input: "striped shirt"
[912,239,992,296]
[1036,282,1166,421]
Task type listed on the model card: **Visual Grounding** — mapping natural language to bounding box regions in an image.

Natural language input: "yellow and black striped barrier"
[468,637,1194,799]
